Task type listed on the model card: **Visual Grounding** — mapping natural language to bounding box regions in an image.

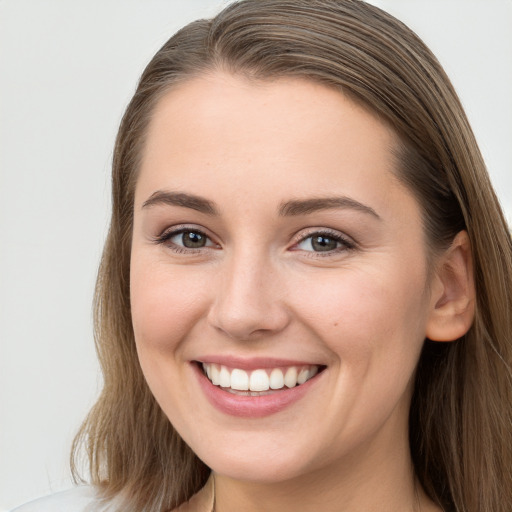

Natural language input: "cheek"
[129,256,212,416]
[289,263,429,447]
[130,255,209,357]
[291,262,429,363]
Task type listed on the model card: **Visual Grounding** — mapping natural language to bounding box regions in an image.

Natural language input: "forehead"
[136,72,413,220]
[142,72,394,158]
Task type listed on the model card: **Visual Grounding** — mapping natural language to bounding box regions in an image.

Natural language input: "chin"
[187,431,320,484]
[209,456,308,484]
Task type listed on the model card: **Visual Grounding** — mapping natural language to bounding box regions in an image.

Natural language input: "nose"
[207,250,290,341]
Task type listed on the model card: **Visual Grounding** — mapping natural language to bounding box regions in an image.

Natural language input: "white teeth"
[203,363,212,380]
[297,368,309,385]
[210,364,221,385]
[269,368,284,390]
[249,369,270,391]
[231,368,249,390]
[202,363,320,392]
[284,367,298,388]
[219,366,231,388]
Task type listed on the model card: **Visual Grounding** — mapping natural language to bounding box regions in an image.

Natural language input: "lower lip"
[193,363,322,418]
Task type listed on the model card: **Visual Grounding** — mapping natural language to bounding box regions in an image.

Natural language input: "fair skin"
[130,73,474,511]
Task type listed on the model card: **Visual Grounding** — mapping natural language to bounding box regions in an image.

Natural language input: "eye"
[170,230,211,249]
[154,227,217,252]
[294,230,355,254]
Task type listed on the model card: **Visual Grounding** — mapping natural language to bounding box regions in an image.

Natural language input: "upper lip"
[194,355,325,371]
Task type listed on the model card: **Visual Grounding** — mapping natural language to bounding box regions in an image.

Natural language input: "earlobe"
[426,230,476,342]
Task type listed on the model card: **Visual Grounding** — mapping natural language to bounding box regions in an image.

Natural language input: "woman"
[13,1,512,511]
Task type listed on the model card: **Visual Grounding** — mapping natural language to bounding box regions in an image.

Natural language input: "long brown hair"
[72,1,512,510]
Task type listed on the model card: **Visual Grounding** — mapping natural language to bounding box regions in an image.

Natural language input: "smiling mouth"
[199,362,325,396]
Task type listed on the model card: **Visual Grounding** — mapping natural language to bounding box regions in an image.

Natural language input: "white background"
[1,1,511,509]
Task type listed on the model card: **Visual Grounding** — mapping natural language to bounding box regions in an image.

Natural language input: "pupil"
[311,236,337,252]
[182,231,206,248]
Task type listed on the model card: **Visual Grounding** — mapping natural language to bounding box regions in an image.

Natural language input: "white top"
[10,487,102,512]
[10,477,214,512]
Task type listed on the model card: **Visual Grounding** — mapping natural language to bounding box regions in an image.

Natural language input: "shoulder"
[10,486,102,512]
[11,477,214,512]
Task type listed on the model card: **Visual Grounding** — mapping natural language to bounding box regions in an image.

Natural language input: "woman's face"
[130,73,437,483]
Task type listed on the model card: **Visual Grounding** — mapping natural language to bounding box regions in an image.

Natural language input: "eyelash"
[153,226,356,256]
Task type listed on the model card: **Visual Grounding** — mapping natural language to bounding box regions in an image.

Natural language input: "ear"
[426,230,476,342]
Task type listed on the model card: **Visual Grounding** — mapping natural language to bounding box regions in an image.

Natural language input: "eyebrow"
[142,190,380,220]
[279,197,380,219]
[142,190,219,215]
